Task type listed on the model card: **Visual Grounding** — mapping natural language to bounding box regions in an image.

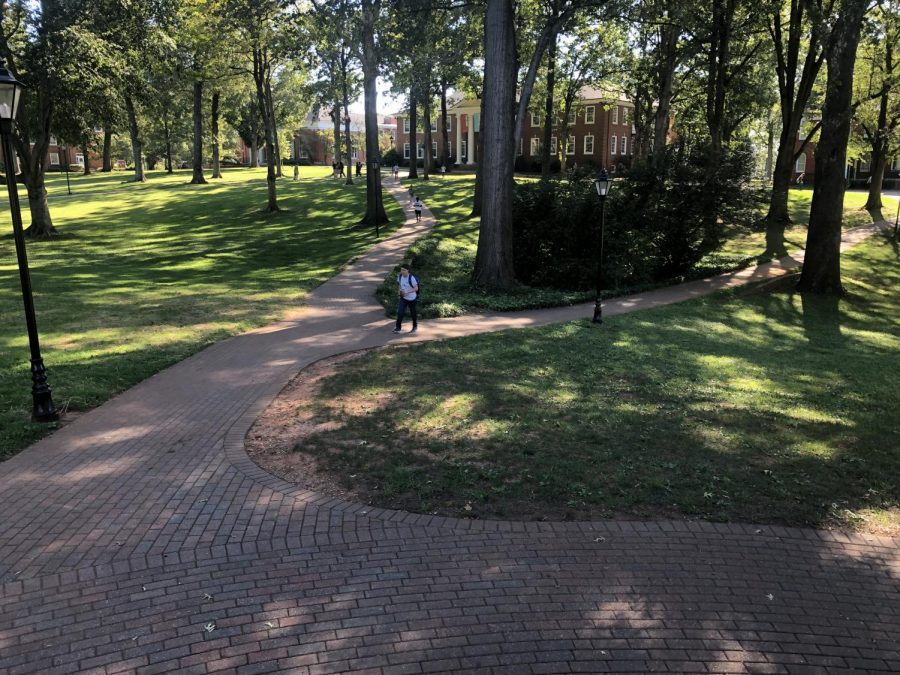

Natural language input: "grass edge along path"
[379,174,897,318]
[253,229,899,536]
[0,167,403,460]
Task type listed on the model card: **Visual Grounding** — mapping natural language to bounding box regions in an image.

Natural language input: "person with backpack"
[392,265,419,334]
[412,196,424,222]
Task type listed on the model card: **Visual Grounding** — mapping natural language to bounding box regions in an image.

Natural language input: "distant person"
[392,265,419,334]
[337,160,345,178]
[412,196,423,222]
[331,161,337,178]
[393,164,399,181]
[356,160,362,176]
[293,163,299,180]
[439,164,446,178]
[796,172,805,186]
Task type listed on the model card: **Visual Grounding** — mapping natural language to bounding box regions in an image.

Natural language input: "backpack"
[398,273,420,298]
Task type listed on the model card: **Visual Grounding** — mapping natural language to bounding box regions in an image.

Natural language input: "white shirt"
[413,199,423,211]
[399,274,417,301]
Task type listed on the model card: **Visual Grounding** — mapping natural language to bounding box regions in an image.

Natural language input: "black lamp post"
[0,65,58,422]
[592,168,611,324]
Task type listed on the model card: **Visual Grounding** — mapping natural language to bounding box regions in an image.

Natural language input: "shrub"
[382,148,402,167]
[511,142,757,290]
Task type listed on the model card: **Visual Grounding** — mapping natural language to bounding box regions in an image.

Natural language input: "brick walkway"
[1,179,897,674]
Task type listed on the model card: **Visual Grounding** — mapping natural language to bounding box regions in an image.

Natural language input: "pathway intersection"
[0,177,897,674]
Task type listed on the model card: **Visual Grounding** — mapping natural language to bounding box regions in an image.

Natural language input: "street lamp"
[0,64,58,422]
[592,168,611,324]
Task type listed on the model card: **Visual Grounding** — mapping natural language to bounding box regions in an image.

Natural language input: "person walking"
[393,265,419,334]
[412,195,423,222]
[293,163,299,181]
[338,160,345,178]
[356,160,362,176]
[392,164,399,181]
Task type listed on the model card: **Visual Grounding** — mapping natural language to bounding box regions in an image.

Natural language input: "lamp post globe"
[592,168,611,324]
[0,64,58,422]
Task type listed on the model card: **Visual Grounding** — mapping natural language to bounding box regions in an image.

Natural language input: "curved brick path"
[1,180,897,674]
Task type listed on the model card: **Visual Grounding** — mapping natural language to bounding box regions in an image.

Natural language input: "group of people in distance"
[330,160,363,178]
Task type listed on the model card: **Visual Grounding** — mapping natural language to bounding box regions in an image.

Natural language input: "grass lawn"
[287,233,900,534]
[0,166,403,459]
[384,175,898,318]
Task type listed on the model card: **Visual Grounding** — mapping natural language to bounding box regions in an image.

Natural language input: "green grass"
[296,233,900,533]
[0,166,403,459]
[382,176,898,318]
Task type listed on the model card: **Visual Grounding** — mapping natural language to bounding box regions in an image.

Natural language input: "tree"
[359,0,388,227]
[797,0,871,295]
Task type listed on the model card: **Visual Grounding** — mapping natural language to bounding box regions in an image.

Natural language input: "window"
[474,112,481,130]
[446,117,452,131]
[610,135,617,155]
[75,154,85,166]
[566,135,575,155]
[430,119,437,132]
[567,109,576,125]
[795,153,807,173]
[584,135,594,154]
[49,152,60,166]
[299,147,309,159]
[585,106,595,124]
[550,136,558,154]
[403,118,410,133]
[621,136,627,155]
[432,141,438,158]
[351,148,358,160]
[612,106,618,125]
[622,107,629,125]
[531,113,541,127]
[49,135,57,145]
[530,137,541,155]
[892,156,900,171]
[417,143,424,159]
[404,142,410,159]
[461,140,468,160]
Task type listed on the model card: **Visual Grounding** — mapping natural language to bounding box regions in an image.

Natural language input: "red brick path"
[1,180,897,674]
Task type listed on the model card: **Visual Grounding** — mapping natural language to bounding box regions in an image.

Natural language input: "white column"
[467,112,475,165]
[455,114,462,165]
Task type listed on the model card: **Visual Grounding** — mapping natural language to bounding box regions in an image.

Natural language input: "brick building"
[393,88,636,171]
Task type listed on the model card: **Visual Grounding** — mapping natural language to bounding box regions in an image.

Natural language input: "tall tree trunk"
[864,83,892,211]
[253,46,279,212]
[24,182,56,238]
[332,104,341,168]
[408,93,419,180]
[124,95,145,183]
[342,57,354,186]
[15,128,58,237]
[359,0,388,227]
[473,0,517,289]
[211,91,222,179]
[440,76,451,167]
[249,131,259,168]
[471,95,486,217]
[81,142,91,175]
[102,129,112,172]
[191,80,207,184]
[540,32,558,182]
[652,17,678,166]
[265,73,282,178]
[764,116,774,180]
[797,0,868,295]
[764,0,826,255]
[423,93,433,181]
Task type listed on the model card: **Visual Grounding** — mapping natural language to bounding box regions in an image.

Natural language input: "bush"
[512,142,757,290]
[381,148,402,168]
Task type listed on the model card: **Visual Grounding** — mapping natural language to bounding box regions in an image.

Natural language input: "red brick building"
[393,88,636,171]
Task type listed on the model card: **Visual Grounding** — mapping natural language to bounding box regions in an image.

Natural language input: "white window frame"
[432,141,438,158]
[584,134,594,155]
[417,143,425,159]
[75,153,85,166]
[403,142,410,159]
[461,140,468,160]
[610,135,617,155]
[622,107,629,125]
[612,106,618,125]
[430,119,437,132]
[50,135,58,145]
[531,113,541,127]
[446,118,452,131]
[49,152,60,166]
[299,147,309,159]
[550,136,558,154]
[795,153,807,173]
[566,135,575,155]
[585,106,595,124]
[567,109,576,125]
[403,118,410,133]
[621,136,627,155]
[530,137,541,156]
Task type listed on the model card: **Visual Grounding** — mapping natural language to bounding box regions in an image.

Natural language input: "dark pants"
[414,209,422,221]
[396,298,417,329]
